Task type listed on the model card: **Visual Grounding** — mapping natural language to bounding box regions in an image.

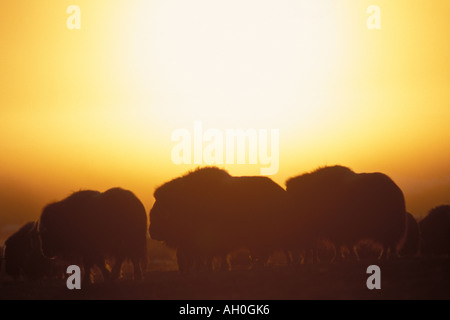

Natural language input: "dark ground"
[0,257,449,300]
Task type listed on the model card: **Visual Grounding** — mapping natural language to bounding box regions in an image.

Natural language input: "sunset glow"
[1,0,449,229]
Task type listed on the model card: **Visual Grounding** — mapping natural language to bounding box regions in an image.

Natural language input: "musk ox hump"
[286,165,356,192]
[154,167,231,199]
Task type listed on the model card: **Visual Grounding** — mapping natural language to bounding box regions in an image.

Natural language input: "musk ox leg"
[176,249,186,274]
[249,249,269,268]
[342,244,358,261]
[218,254,230,271]
[111,257,124,280]
[379,246,388,260]
[250,260,265,269]
[380,243,398,260]
[131,257,142,280]
[193,255,213,273]
[286,249,301,264]
[176,252,187,274]
[332,244,344,262]
[284,250,293,264]
[286,249,302,264]
[352,245,360,261]
[83,259,93,284]
[380,243,393,260]
[176,248,194,274]
[306,250,313,264]
[205,255,214,272]
[95,258,111,282]
[195,257,205,272]
[312,243,320,264]
[210,254,229,271]
[298,249,307,264]
[304,248,317,264]
[297,247,309,264]
[202,255,215,272]
[140,255,148,274]
[389,243,399,259]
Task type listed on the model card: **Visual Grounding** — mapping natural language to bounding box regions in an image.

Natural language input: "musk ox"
[149,167,288,272]
[399,212,420,257]
[4,221,59,280]
[38,188,147,283]
[419,205,450,255]
[286,165,407,259]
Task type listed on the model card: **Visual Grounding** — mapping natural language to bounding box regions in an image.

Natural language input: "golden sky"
[1,0,449,228]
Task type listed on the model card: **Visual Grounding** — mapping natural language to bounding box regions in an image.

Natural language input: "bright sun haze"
[0,0,449,228]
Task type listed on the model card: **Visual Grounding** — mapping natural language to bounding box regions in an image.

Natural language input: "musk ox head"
[38,190,100,258]
[149,200,171,241]
[149,167,231,244]
[4,221,39,278]
[38,202,66,258]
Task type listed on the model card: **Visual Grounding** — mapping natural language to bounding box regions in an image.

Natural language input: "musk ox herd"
[1,166,449,282]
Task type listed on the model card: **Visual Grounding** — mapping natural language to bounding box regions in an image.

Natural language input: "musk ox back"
[4,221,57,280]
[39,188,147,282]
[419,205,450,255]
[286,165,406,259]
[149,167,287,272]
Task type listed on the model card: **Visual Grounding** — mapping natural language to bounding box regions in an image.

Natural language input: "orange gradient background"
[1,0,449,231]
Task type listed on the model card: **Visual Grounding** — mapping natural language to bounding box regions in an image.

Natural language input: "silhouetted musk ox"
[149,167,288,272]
[399,212,420,257]
[38,188,147,283]
[4,221,59,280]
[419,205,450,255]
[286,166,407,259]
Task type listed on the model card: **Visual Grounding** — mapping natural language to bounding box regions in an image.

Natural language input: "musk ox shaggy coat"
[419,205,450,255]
[286,166,407,259]
[4,221,57,280]
[39,188,147,282]
[149,167,287,272]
